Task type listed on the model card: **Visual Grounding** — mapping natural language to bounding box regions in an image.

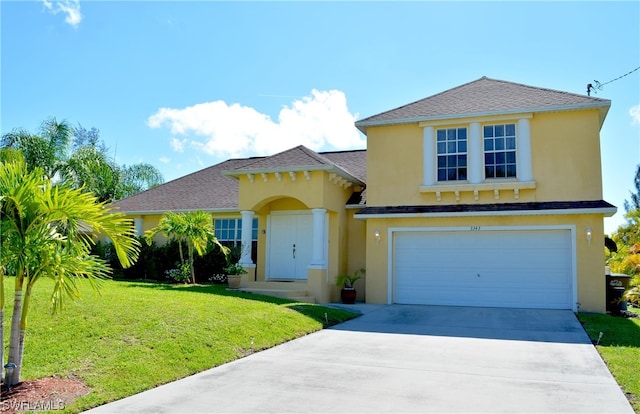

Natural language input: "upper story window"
[484,124,517,179]
[436,127,467,181]
[421,118,532,198]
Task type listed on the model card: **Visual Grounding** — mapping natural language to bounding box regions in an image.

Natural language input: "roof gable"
[233,145,336,171]
[355,77,611,133]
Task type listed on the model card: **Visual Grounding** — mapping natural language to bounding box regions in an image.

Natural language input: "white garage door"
[393,229,573,309]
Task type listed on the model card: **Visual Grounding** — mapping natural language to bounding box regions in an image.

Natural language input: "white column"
[134,218,143,237]
[310,208,326,267]
[239,210,254,265]
[422,127,435,186]
[517,118,533,182]
[468,122,483,184]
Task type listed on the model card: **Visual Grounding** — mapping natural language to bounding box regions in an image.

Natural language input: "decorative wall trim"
[421,181,536,201]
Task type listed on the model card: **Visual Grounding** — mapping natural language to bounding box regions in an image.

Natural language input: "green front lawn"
[1,278,357,412]
[578,308,640,412]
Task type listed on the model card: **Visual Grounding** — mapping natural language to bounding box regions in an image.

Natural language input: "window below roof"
[215,218,258,244]
[436,127,468,181]
[483,123,517,179]
[421,117,533,201]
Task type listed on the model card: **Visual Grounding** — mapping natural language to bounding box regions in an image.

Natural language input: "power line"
[587,65,640,96]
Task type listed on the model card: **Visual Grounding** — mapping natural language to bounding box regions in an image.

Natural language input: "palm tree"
[624,165,640,213]
[2,118,164,203]
[0,146,25,165]
[145,211,229,284]
[0,259,5,384]
[60,145,121,203]
[1,117,72,179]
[0,159,140,385]
[119,163,164,199]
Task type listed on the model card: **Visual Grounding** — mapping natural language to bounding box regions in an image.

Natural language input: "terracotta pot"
[227,274,242,289]
[340,288,356,304]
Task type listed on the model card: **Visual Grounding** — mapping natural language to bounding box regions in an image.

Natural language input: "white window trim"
[421,117,534,200]
[435,127,469,182]
[482,122,518,180]
[215,217,258,243]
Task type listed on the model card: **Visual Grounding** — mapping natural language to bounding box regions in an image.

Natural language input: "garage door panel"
[396,283,572,309]
[393,229,573,309]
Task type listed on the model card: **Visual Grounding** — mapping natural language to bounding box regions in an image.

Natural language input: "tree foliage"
[61,145,121,202]
[145,211,229,284]
[609,166,640,303]
[120,163,165,199]
[1,118,72,179]
[72,124,103,150]
[0,159,140,385]
[624,165,640,213]
[1,117,164,202]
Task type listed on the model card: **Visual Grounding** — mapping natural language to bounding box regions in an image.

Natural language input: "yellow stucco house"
[112,77,615,312]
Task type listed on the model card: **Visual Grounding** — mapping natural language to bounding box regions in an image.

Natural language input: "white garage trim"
[387,225,577,311]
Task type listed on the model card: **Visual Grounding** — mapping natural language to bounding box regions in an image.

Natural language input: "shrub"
[193,240,230,282]
[165,262,191,284]
[93,237,232,283]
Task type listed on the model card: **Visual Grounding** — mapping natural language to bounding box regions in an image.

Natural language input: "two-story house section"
[354,77,615,312]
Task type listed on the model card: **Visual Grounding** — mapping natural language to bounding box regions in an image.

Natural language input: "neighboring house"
[112,77,615,312]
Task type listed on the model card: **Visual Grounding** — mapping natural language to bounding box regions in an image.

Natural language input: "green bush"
[165,262,191,283]
[193,240,230,282]
[93,237,230,283]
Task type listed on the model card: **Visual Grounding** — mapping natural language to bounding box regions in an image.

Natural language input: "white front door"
[267,213,313,280]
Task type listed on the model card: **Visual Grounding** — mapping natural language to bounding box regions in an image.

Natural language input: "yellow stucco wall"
[137,214,162,243]
[366,123,423,206]
[238,170,353,214]
[532,110,603,201]
[346,209,367,301]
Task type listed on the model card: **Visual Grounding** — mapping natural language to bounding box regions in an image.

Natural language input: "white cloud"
[42,0,82,28]
[147,90,365,159]
[630,105,640,125]
[158,156,171,164]
[170,138,187,153]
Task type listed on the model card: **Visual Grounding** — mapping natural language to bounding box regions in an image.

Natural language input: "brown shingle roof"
[355,77,610,133]
[225,145,365,186]
[233,145,332,170]
[110,157,261,214]
[111,148,367,214]
[355,200,617,216]
[322,149,367,183]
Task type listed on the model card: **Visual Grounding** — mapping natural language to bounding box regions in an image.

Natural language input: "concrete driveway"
[87,305,633,413]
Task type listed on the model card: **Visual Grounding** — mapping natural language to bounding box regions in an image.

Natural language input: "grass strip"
[578,308,640,412]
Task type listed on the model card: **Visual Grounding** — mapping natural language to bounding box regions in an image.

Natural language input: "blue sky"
[1,1,639,234]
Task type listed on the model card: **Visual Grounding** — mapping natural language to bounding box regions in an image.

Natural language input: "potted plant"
[224,263,247,289]
[335,268,365,304]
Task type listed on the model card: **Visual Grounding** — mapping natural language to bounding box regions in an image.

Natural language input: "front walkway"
[86,305,632,413]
